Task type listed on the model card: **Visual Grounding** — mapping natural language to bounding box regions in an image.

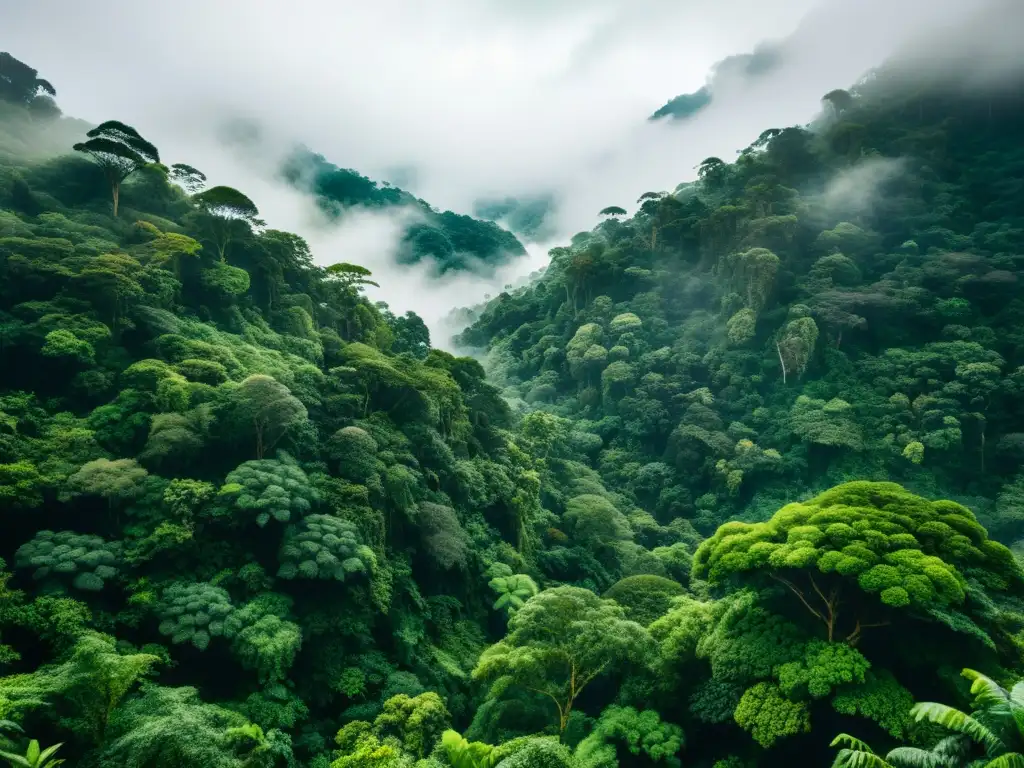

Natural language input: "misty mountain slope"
[4,40,1024,768]
[0,50,537,766]
[472,193,558,242]
[283,147,528,276]
[459,62,1024,538]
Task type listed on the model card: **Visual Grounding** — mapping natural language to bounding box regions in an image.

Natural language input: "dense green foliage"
[2,48,1024,768]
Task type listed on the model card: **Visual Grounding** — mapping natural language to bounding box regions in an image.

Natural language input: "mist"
[821,158,906,218]
[4,0,1022,346]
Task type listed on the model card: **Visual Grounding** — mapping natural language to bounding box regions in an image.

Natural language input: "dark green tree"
[169,164,206,194]
[192,186,261,261]
[0,52,56,106]
[72,121,160,216]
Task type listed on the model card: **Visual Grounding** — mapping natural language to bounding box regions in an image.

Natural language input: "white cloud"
[821,158,906,218]
[3,0,1020,346]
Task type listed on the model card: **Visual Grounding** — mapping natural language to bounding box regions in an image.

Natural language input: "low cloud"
[295,205,554,348]
[192,128,552,345]
[3,0,1021,342]
[821,158,906,218]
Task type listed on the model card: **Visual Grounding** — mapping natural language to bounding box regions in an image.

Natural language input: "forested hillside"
[282,148,527,275]
[464,66,1024,541]
[2,46,1024,768]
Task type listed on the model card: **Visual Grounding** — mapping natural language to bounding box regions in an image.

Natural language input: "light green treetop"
[693,481,1022,647]
[473,586,654,733]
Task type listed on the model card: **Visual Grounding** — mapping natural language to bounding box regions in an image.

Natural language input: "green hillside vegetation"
[282,148,527,275]
[0,48,1023,768]
[463,68,1024,547]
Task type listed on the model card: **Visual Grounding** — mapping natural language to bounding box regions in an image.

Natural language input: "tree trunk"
[112,182,120,217]
[254,419,265,459]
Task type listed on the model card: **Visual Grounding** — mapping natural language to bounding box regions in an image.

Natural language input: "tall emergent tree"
[192,186,261,262]
[72,121,160,217]
[693,481,1024,647]
[169,163,207,194]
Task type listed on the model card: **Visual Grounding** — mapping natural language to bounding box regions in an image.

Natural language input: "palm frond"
[911,702,1006,755]
[964,670,1014,719]
[886,747,951,768]
[932,735,972,761]
[833,750,895,768]
[833,734,879,753]
[1009,682,1024,708]
[1012,708,1024,746]
[831,734,895,768]
[985,754,1024,768]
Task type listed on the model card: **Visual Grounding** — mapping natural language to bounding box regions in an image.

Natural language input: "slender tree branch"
[524,685,565,724]
[808,575,840,640]
[576,661,609,694]
[846,619,890,647]
[771,574,826,624]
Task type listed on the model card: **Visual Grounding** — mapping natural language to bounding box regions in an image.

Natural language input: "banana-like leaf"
[36,741,64,767]
[0,750,31,768]
[441,729,498,768]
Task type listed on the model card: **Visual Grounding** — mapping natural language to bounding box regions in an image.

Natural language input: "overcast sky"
[3,0,1020,342]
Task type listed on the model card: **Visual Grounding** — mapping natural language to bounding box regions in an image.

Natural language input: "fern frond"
[911,702,1005,755]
